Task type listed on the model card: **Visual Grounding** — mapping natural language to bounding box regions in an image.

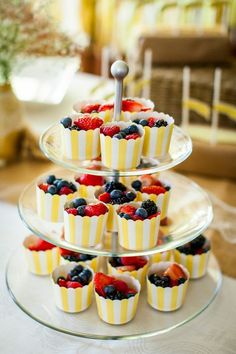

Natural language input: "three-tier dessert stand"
[6,61,222,340]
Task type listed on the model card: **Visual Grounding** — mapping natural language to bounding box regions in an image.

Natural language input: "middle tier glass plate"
[18,170,213,256]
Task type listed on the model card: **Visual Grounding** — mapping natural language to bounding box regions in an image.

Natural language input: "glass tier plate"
[6,249,222,340]
[18,169,213,257]
[39,123,192,176]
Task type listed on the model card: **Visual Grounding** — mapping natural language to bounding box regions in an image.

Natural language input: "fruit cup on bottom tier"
[23,235,60,275]
[36,174,78,222]
[59,247,99,272]
[94,272,141,325]
[52,262,93,313]
[173,235,211,279]
[100,122,144,170]
[74,172,106,199]
[131,111,174,158]
[64,198,108,247]
[131,174,171,225]
[107,256,149,287]
[95,180,137,232]
[60,113,103,160]
[147,262,189,311]
[116,200,161,250]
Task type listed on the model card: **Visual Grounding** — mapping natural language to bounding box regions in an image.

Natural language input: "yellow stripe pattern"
[74,183,102,199]
[213,102,236,122]
[25,247,60,275]
[173,249,210,279]
[150,250,172,264]
[142,123,174,158]
[137,190,171,220]
[106,203,119,232]
[183,98,211,120]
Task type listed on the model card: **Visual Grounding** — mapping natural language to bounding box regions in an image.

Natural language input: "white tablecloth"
[0,202,236,354]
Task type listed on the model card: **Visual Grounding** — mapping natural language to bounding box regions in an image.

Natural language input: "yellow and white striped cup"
[74,175,105,199]
[107,256,149,287]
[131,111,174,158]
[23,235,60,275]
[63,199,108,247]
[100,122,144,170]
[52,262,94,313]
[95,274,141,324]
[147,262,189,312]
[60,254,100,272]
[150,250,172,264]
[173,248,210,279]
[117,202,160,250]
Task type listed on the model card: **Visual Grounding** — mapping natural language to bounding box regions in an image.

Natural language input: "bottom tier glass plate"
[6,249,222,340]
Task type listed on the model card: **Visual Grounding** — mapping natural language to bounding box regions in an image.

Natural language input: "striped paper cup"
[52,262,94,313]
[100,122,144,170]
[173,248,210,279]
[107,256,149,287]
[60,114,101,160]
[95,274,141,324]
[117,202,161,250]
[60,254,100,272]
[74,174,106,199]
[23,235,60,275]
[63,199,108,247]
[147,262,189,312]
[150,250,172,264]
[131,111,174,158]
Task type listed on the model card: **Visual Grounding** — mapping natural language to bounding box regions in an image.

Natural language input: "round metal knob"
[111,60,129,80]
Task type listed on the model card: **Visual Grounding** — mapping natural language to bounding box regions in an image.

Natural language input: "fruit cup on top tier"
[63,198,108,247]
[131,174,171,225]
[100,122,144,170]
[147,262,189,311]
[74,172,107,199]
[116,200,161,250]
[131,111,174,158]
[73,97,154,123]
[95,180,137,232]
[94,272,141,325]
[36,175,78,222]
[60,113,103,160]
[52,262,93,313]
[173,235,211,279]
[59,247,99,272]
[23,235,60,275]
[107,256,149,287]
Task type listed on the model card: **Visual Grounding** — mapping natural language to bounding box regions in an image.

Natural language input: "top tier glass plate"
[40,123,192,176]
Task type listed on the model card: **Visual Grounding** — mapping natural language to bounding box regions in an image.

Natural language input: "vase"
[0,83,25,165]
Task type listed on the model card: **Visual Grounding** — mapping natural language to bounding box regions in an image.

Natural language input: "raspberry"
[66,208,78,216]
[81,103,101,113]
[100,125,120,137]
[98,103,114,112]
[78,174,105,186]
[142,186,166,195]
[85,203,108,216]
[119,205,136,215]
[113,279,128,293]
[98,192,111,203]
[38,183,49,192]
[147,117,156,127]
[59,187,74,195]
[74,115,103,130]
[125,133,140,140]
[66,281,83,289]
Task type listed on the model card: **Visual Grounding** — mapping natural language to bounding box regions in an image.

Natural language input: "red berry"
[119,205,136,215]
[59,187,74,195]
[122,99,144,112]
[154,179,163,187]
[164,263,186,287]
[142,186,166,195]
[148,212,160,219]
[81,103,101,113]
[132,214,143,221]
[113,279,128,293]
[66,281,83,289]
[59,248,73,256]
[94,272,114,297]
[78,174,105,186]
[66,208,78,216]
[85,203,108,217]
[74,115,103,130]
[98,192,111,203]
[38,183,49,192]
[28,239,55,251]
[100,125,120,137]
[58,279,67,287]
[98,103,114,112]
[127,288,137,296]
[121,256,147,268]
[140,175,155,186]
[125,133,140,140]
[148,117,156,127]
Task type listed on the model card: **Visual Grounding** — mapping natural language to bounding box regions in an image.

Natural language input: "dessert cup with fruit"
[116,200,161,250]
[95,180,136,232]
[64,198,108,247]
[74,172,107,199]
[173,235,211,279]
[52,262,93,313]
[59,247,99,272]
[100,122,144,170]
[107,256,149,286]
[147,262,189,311]
[36,174,78,222]
[94,272,140,325]
[23,235,60,275]
[131,111,174,158]
[60,113,103,160]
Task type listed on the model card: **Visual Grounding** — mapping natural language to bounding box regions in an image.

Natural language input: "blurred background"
[0,0,236,275]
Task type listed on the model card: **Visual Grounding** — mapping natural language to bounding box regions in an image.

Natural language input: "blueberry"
[74,264,84,273]
[190,235,206,250]
[119,131,127,138]
[110,189,123,199]
[77,205,86,216]
[69,182,77,192]
[78,269,92,285]
[57,179,70,190]
[73,198,87,208]
[135,207,148,218]
[105,181,126,193]
[124,213,132,220]
[177,244,192,255]
[110,257,122,267]
[178,277,186,285]
[60,117,72,128]
[149,273,160,284]
[154,119,168,128]
[46,175,56,184]
[131,180,142,191]
[128,124,139,134]
[104,285,116,298]
[122,128,130,135]
[152,275,170,288]
[78,253,89,261]
[48,185,57,195]
[114,291,125,300]
[119,212,125,218]
[71,275,81,282]
[133,119,140,124]
[126,191,136,201]
[127,292,136,299]
[113,133,123,139]
[53,178,62,186]
[111,196,127,205]
[139,119,148,126]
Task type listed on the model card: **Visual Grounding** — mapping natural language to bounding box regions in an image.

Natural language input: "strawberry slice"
[66,208,78,216]
[94,273,114,297]
[98,103,114,112]
[122,99,145,112]
[126,288,137,296]
[66,281,83,289]
[59,187,74,195]
[84,203,108,216]
[125,133,140,140]
[57,278,67,287]
[28,239,55,251]
[121,256,147,268]
[78,174,105,186]
[119,205,136,215]
[113,279,128,293]
[148,212,160,219]
[116,265,136,272]
[100,125,120,137]
[140,175,155,186]
[38,183,49,192]
[141,186,166,195]
[81,103,101,113]
[164,263,186,286]
[98,192,111,203]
